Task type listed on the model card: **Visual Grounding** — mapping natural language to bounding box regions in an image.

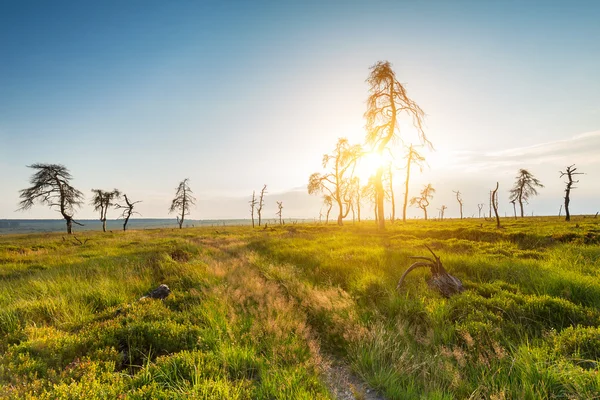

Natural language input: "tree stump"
[397,246,464,298]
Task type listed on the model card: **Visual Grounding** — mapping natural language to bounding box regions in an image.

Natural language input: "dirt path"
[322,359,385,400]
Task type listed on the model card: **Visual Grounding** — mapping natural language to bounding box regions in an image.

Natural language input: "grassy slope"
[1,217,599,399]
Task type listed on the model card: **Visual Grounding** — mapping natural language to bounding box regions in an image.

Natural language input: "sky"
[1,0,599,220]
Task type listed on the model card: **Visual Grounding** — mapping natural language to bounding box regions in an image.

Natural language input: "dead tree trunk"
[560,165,583,222]
[492,182,501,228]
[397,245,464,298]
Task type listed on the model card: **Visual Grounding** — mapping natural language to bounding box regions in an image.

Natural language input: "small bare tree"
[453,190,463,219]
[276,201,283,225]
[491,182,501,228]
[249,191,257,228]
[402,145,426,222]
[18,163,84,234]
[509,169,544,218]
[350,177,362,222]
[169,178,196,229]
[477,203,484,218]
[386,162,396,223]
[410,184,435,220]
[323,195,333,224]
[559,164,584,222]
[510,199,517,220]
[91,189,121,232]
[115,194,141,231]
[257,184,267,227]
[438,205,447,220]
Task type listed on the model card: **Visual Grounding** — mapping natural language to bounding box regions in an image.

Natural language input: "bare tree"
[365,61,431,230]
[559,164,584,222]
[323,195,333,224]
[453,190,463,219]
[402,145,426,222]
[308,138,362,226]
[169,178,196,229]
[276,201,283,225]
[510,199,517,220]
[492,182,501,228]
[350,177,362,222]
[509,169,544,218]
[410,183,435,220]
[18,163,84,234]
[386,162,396,223]
[477,203,484,218]
[91,189,121,232]
[361,176,379,222]
[438,205,447,220]
[249,191,257,228]
[257,184,267,227]
[115,194,141,231]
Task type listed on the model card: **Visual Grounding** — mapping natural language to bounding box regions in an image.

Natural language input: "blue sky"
[1,1,599,220]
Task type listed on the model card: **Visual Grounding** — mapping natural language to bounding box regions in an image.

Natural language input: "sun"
[355,151,387,182]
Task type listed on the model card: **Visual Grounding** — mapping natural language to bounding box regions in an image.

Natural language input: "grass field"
[1,217,599,399]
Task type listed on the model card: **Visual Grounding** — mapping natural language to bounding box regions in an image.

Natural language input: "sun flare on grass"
[355,151,387,182]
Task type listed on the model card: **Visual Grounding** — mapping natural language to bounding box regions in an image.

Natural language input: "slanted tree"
[559,164,584,222]
[402,145,426,222]
[509,169,544,218]
[510,199,517,220]
[276,201,283,225]
[365,61,431,230]
[249,191,257,228]
[91,189,121,232]
[115,194,141,231]
[308,138,362,226]
[453,190,463,219]
[18,163,84,234]
[169,178,196,229]
[410,184,435,220]
[257,184,267,227]
[492,182,501,228]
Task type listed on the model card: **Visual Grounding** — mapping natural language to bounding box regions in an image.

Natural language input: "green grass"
[1,216,599,399]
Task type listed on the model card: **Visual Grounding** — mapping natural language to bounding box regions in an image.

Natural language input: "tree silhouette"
[509,169,544,218]
[401,145,426,222]
[410,183,435,220]
[453,190,463,219]
[91,189,121,232]
[308,138,362,226]
[477,203,484,218]
[365,61,431,230]
[510,199,517,220]
[492,182,501,228]
[559,164,584,222]
[18,163,84,234]
[169,178,196,229]
[115,194,141,231]
[257,184,267,227]
[438,205,447,220]
[249,191,257,228]
[276,201,283,225]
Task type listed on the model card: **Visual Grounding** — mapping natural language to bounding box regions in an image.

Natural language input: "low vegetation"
[1,217,600,399]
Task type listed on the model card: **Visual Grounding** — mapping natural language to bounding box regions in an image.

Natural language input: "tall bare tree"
[18,163,84,234]
[169,178,196,229]
[410,183,435,220]
[559,164,584,222]
[249,191,257,228]
[115,194,141,231]
[492,182,501,228]
[509,169,544,218]
[401,145,426,222]
[365,61,431,230]
[257,184,267,227]
[276,201,283,225]
[453,190,463,219]
[91,189,121,232]
[308,138,362,226]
